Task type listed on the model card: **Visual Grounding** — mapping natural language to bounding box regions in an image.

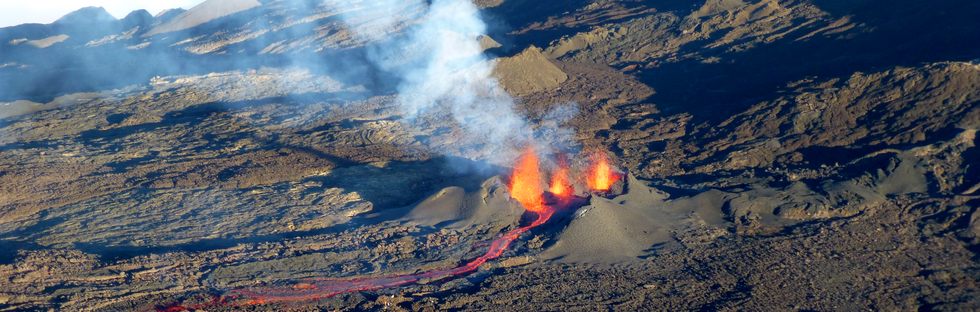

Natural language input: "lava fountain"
[510,147,546,212]
[586,152,620,191]
[548,154,572,197]
[157,147,556,311]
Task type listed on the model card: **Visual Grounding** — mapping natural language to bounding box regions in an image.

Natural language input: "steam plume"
[331,0,538,163]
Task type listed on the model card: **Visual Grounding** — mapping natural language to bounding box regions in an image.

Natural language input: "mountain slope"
[145,0,263,36]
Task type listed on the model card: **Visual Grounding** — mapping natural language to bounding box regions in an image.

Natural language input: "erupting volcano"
[4,0,973,310]
[158,147,561,311]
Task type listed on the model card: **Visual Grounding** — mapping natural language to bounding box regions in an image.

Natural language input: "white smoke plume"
[327,0,544,163]
[0,0,576,165]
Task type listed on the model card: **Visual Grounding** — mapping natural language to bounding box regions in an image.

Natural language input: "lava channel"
[157,209,554,311]
[158,148,556,311]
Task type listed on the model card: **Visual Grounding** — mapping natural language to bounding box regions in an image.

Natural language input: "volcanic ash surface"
[543,174,728,263]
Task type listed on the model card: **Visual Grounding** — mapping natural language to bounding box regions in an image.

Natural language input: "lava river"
[158,148,557,311]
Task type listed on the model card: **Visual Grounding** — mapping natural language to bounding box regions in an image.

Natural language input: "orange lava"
[292,283,316,290]
[157,146,558,312]
[549,155,572,197]
[587,152,619,191]
[509,147,546,212]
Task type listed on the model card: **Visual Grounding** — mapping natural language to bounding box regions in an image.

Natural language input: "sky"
[0,1,205,27]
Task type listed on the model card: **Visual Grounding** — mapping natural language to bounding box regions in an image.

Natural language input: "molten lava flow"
[158,147,557,312]
[509,147,545,212]
[549,155,572,197]
[587,152,619,191]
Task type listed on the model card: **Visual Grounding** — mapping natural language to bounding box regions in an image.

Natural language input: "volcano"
[1,0,978,311]
[158,147,569,310]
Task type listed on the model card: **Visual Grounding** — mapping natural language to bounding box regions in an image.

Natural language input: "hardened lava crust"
[0,0,978,311]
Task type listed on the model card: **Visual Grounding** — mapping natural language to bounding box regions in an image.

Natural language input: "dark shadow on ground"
[0,240,44,265]
[39,156,501,262]
[640,0,980,123]
[482,0,694,56]
[1,90,505,263]
[312,156,502,214]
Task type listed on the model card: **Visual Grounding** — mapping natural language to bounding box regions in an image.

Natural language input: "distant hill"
[145,0,262,36]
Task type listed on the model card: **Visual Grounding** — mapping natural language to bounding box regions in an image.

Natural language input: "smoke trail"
[329,0,538,163]
[1,0,574,163]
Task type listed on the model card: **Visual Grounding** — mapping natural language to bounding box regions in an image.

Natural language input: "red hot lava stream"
[225,210,553,306]
[158,148,556,311]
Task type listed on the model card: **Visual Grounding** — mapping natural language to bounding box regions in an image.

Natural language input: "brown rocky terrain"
[0,0,977,311]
